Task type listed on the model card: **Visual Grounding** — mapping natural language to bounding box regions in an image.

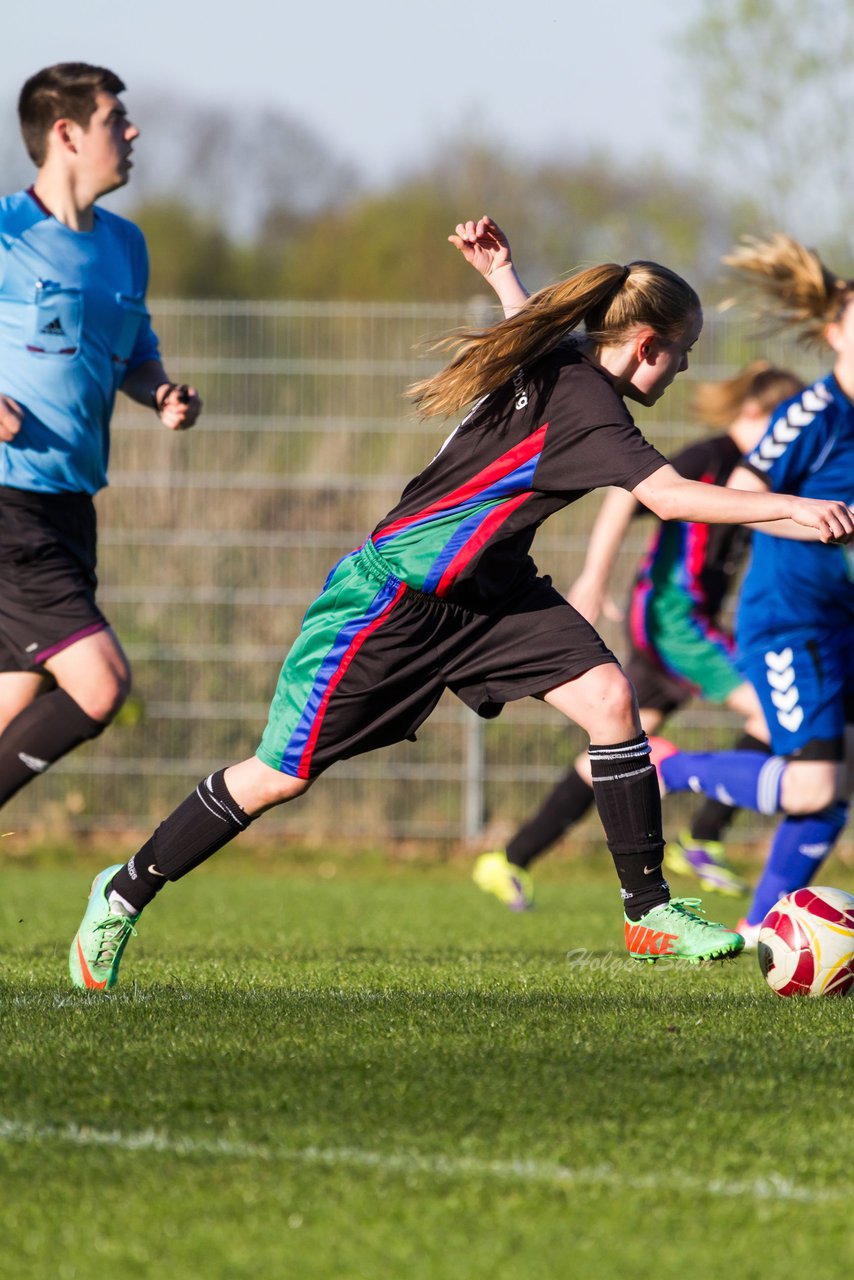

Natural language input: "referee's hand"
[158,384,202,432]
[0,394,24,442]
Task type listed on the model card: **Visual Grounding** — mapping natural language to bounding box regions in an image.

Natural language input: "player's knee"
[253,769,313,813]
[780,761,839,814]
[82,670,132,724]
[597,667,639,733]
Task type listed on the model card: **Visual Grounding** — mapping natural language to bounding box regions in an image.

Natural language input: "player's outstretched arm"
[121,359,203,431]
[727,464,837,540]
[568,486,640,623]
[634,463,854,544]
[450,215,530,318]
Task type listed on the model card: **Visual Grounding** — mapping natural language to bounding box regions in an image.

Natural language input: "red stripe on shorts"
[297,581,408,777]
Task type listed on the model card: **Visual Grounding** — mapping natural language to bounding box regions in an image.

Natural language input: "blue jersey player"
[657,233,854,943]
[0,64,202,815]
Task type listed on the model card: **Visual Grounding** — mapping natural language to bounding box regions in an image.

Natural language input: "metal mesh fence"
[5,300,846,856]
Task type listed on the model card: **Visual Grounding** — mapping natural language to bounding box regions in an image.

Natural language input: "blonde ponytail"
[409,259,700,419]
[692,359,803,429]
[722,233,853,347]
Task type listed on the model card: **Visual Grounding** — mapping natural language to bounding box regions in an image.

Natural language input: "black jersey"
[631,434,748,622]
[373,343,667,610]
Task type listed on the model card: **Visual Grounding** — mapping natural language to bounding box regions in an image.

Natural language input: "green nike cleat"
[664,830,750,896]
[624,897,744,964]
[69,864,139,991]
[472,851,534,911]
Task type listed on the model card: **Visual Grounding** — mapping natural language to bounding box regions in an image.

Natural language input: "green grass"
[1,851,853,1280]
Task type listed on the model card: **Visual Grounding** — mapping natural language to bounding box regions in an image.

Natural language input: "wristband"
[150,382,178,414]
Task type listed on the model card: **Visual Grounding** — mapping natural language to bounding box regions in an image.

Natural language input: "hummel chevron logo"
[18,751,49,772]
[803,386,831,412]
[765,648,803,733]
[784,404,813,429]
[750,383,829,471]
[40,316,66,336]
[765,648,794,673]
[771,687,800,713]
[766,667,795,693]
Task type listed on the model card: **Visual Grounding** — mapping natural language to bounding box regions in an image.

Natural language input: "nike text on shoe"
[472,851,534,911]
[69,864,139,990]
[624,897,744,964]
[664,830,750,896]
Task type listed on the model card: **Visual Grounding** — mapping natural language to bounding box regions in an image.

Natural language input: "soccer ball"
[757,886,854,997]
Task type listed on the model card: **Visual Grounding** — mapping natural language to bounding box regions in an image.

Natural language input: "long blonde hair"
[692,359,804,429]
[409,260,701,420]
[722,233,854,347]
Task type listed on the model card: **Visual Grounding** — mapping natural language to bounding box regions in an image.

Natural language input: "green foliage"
[132,145,744,302]
[680,0,854,261]
[2,857,854,1278]
[134,200,256,297]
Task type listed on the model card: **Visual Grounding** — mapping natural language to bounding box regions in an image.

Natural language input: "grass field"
[1,848,853,1279]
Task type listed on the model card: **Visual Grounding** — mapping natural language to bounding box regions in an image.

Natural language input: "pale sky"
[6,0,705,187]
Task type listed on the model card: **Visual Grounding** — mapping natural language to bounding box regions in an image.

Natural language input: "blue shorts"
[738,625,854,759]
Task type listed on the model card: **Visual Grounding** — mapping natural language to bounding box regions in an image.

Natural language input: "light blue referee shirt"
[0,187,160,494]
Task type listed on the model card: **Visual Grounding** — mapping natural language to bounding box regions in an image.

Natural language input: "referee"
[0,63,201,813]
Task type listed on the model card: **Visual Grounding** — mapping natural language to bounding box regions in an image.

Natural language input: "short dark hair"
[18,63,126,166]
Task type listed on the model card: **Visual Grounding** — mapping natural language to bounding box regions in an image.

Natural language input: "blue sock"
[660,750,786,815]
[746,803,850,925]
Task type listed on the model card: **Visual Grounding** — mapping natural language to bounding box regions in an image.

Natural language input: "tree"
[265,143,740,302]
[681,0,854,262]
[110,93,359,242]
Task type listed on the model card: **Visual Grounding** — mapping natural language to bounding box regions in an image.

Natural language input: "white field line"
[0,1117,843,1205]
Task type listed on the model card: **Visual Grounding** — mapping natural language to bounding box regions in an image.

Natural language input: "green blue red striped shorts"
[256,538,615,779]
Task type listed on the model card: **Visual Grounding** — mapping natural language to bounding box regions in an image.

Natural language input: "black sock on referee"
[0,688,106,808]
[108,770,254,912]
[588,734,669,921]
[506,768,594,869]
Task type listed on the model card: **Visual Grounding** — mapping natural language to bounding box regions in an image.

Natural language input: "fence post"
[463,711,485,840]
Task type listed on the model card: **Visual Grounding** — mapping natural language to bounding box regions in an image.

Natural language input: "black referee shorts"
[0,487,109,672]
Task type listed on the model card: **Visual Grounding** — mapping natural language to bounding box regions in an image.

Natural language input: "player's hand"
[791,497,854,544]
[448,216,513,281]
[567,575,623,624]
[158,384,202,431]
[0,394,24,442]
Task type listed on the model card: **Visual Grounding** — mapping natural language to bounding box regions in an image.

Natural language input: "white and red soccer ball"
[757,886,854,997]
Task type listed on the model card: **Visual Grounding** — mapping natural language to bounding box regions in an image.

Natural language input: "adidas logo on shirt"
[40,316,66,336]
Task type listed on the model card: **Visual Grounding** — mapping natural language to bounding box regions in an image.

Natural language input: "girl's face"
[825,296,854,375]
[624,310,703,408]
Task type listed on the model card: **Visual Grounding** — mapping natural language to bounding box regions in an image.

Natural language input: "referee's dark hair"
[18,63,126,167]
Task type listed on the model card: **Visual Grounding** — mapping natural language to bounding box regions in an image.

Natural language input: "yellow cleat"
[472,851,534,911]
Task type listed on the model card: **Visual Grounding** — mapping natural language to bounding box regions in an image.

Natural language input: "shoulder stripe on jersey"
[749,381,832,473]
[375,423,549,542]
[432,492,534,596]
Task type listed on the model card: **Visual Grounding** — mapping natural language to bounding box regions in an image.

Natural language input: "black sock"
[108,770,253,912]
[0,688,105,808]
[589,734,669,921]
[689,732,771,842]
[506,768,594,868]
